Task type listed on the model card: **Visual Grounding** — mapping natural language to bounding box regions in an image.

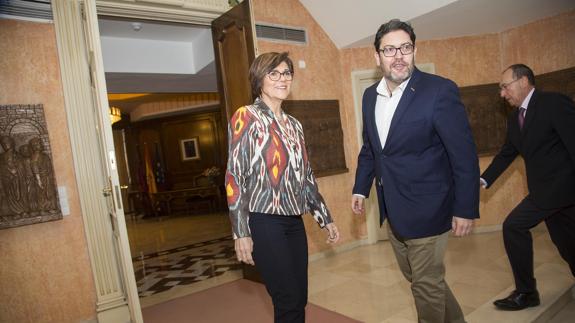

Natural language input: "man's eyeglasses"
[267,70,293,81]
[499,78,520,91]
[378,43,414,57]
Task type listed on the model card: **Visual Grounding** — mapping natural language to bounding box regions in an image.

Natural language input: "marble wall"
[0,19,96,323]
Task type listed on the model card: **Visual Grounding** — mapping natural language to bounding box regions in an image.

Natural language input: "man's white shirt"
[354,77,410,199]
[375,77,410,149]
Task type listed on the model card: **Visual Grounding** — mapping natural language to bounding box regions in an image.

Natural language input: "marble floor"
[126,214,574,322]
[126,212,241,302]
[307,225,572,322]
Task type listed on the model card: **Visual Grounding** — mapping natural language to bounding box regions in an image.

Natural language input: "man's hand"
[351,195,365,215]
[325,223,340,244]
[452,216,473,237]
[234,237,254,265]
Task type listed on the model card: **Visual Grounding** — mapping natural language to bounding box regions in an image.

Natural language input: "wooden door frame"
[52,1,231,322]
[351,68,387,244]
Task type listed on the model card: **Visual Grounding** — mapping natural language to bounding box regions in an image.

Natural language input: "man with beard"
[481,64,575,311]
[351,19,479,323]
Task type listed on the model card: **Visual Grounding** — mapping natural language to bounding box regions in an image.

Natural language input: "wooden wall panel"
[122,108,226,192]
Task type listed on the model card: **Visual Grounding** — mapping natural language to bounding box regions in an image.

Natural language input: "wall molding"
[96,0,230,25]
[51,1,131,322]
[51,1,235,321]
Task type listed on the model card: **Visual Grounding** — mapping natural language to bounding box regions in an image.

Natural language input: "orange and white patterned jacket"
[225,98,332,239]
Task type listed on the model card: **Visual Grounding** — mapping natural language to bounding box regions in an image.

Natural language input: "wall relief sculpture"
[0,104,62,229]
[283,100,348,177]
[459,66,575,156]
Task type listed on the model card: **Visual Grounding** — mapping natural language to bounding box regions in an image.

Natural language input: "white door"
[351,69,388,243]
[80,1,143,321]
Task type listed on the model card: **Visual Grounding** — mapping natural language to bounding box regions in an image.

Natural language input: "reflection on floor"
[128,214,574,322]
[307,224,573,323]
[126,212,241,299]
[134,235,241,297]
[126,212,233,256]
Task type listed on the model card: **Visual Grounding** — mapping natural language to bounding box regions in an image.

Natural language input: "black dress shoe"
[493,290,540,310]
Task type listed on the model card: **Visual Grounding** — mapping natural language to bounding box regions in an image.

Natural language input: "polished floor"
[126,213,574,322]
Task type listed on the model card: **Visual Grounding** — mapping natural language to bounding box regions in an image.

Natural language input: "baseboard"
[309,225,502,262]
[309,238,369,262]
[471,224,502,234]
[533,285,575,323]
[466,263,575,323]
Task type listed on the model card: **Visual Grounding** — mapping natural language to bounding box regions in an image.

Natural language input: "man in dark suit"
[481,64,575,311]
[351,19,479,323]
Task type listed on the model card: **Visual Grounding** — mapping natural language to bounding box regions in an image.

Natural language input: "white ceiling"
[300,0,575,48]
[98,18,217,93]
[99,0,575,93]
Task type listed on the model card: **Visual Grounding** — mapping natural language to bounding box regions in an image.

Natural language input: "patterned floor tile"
[133,235,242,297]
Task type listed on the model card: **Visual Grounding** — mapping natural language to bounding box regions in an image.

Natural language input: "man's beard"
[384,59,414,85]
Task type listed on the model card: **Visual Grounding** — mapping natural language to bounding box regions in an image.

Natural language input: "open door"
[212,0,257,120]
[211,0,261,282]
[80,1,143,322]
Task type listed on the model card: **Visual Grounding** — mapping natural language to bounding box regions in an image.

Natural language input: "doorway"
[351,68,388,243]
[53,0,256,321]
[99,17,242,306]
[350,63,436,243]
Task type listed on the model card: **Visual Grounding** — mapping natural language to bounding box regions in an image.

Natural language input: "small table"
[151,186,221,216]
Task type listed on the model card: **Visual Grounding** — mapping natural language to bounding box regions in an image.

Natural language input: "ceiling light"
[131,22,142,31]
[109,106,122,124]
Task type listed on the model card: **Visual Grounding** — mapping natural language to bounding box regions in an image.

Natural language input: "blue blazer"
[353,68,480,239]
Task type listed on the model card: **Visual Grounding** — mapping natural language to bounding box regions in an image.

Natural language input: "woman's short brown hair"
[249,52,294,97]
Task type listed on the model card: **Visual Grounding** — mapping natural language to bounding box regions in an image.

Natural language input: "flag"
[144,143,157,196]
[153,142,166,187]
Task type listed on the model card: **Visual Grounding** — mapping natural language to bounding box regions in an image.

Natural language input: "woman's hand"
[326,223,340,244]
[234,237,255,265]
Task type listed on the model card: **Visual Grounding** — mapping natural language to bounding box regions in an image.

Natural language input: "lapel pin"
[410,87,415,92]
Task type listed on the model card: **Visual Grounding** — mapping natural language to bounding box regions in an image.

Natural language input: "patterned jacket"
[225,98,333,239]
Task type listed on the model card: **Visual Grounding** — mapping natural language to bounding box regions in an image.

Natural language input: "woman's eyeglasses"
[267,70,293,81]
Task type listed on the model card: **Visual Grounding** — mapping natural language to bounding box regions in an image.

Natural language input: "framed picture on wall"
[180,137,200,161]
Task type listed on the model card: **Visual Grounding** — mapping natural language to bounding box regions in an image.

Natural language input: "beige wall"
[341,10,574,228]
[0,5,573,322]
[255,2,575,243]
[0,19,96,323]
[253,0,367,253]
[501,10,575,75]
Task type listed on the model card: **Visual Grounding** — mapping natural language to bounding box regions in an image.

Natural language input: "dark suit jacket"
[353,68,480,239]
[481,90,575,209]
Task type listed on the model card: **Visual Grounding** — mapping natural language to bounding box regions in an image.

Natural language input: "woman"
[225,52,339,323]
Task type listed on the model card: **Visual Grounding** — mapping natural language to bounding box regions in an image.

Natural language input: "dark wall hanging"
[283,100,348,177]
[0,104,62,229]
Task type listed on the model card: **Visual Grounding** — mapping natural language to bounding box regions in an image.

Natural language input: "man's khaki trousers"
[387,226,466,323]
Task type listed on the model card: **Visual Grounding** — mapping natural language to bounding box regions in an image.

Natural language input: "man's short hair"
[506,64,535,86]
[374,19,416,52]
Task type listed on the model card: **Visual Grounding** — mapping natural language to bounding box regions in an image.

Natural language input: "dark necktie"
[518,107,526,130]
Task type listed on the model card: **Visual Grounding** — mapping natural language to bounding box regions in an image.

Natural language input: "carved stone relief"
[0,104,62,229]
